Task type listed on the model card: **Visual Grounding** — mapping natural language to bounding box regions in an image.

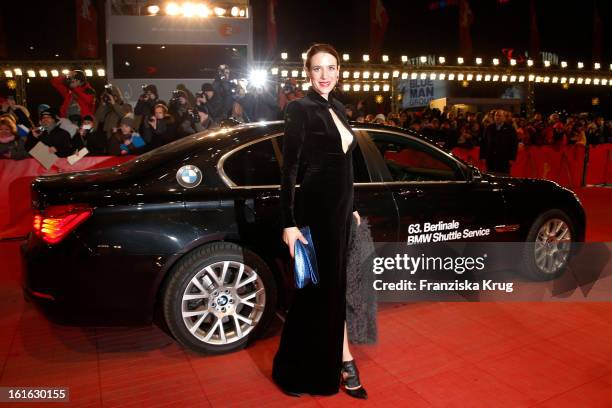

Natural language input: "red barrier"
[510,145,585,189]
[585,144,612,185]
[453,145,588,188]
[0,156,132,239]
[451,147,486,171]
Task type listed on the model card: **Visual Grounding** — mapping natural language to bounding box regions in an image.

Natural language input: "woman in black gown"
[272,43,367,399]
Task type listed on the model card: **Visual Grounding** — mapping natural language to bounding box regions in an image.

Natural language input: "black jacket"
[71,129,108,156]
[25,125,74,158]
[480,123,518,172]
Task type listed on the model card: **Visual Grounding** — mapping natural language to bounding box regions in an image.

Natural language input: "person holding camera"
[197,83,224,124]
[51,70,96,118]
[25,108,74,158]
[278,78,304,113]
[134,84,165,131]
[142,104,176,149]
[71,115,107,155]
[212,64,237,121]
[95,84,133,141]
[168,89,196,138]
[241,82,280,122]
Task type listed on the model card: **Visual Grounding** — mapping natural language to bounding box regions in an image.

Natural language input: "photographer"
[278,78,303,112]
[168,89,195,138]
[241,82,280,122]
[134,84,165,129]
[51,70,96,118]
[197,83,224,124]
[25,108,74,158]
[94,83,133,141]
[142,103,176,148]
[212,64,237,121]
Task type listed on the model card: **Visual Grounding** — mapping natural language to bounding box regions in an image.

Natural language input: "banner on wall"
[398,79,448,109]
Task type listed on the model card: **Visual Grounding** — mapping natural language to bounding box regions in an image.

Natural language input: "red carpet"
[0,187,611,407]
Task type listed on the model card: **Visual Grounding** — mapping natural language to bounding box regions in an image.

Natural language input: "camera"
[187,109,200,124]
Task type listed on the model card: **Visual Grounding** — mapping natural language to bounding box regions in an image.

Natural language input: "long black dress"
[272,87,357,395]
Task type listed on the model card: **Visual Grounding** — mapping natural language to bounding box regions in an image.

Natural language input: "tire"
[521,209,575,281]
[162,242,277,354]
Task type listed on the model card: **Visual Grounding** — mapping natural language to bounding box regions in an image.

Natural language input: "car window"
[223,137,281,186]
[366,131,462,182]
[223,133,371,186]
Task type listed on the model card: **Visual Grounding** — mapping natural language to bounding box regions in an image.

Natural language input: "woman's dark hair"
[304,43,341,72]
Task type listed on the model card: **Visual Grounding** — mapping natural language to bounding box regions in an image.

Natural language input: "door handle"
[398,189,424,197]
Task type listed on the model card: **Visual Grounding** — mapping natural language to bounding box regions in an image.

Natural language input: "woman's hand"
[282,227,308,258]
[353,211,361,226]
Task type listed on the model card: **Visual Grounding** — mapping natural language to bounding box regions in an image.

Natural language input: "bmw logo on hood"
[176,165,203,188]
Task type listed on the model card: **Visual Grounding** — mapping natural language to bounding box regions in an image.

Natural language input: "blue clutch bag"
[294,226,319,289]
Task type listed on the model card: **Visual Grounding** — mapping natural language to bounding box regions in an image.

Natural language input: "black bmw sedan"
[22,121,585,354]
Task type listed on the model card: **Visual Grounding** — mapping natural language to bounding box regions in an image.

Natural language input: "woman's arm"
[280,100,306,228]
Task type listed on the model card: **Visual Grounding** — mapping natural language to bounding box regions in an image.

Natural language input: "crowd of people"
[1,66,610,164]
[348,106,612,149]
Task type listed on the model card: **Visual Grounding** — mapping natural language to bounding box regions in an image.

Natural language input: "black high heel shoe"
[341,360,368,399]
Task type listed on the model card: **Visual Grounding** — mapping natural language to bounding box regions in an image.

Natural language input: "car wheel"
[522,209,575,280]
[162,242,277,354]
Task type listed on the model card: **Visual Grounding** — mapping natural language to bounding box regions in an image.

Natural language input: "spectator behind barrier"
[95,84,133,141]
[72,115,108,155]
[0,116,28,160]
[480,109,518,175]
[193,103,217,131]
[108,114,145,156]
[25,108,74,158]
[51,70,96,118]
[0,96,33,129]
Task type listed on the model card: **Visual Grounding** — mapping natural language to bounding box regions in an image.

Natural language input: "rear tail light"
[33,204,93,244]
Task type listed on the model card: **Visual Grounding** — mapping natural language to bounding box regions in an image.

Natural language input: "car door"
[362,129,506,244]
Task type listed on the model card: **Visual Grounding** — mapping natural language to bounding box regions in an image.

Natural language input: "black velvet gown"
[272,87,357,395]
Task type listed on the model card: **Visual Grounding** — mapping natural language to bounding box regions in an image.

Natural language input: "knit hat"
[201,83,214,92]
[39,107,59,121]
[120,113,135,129]
[37,103,51,113]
